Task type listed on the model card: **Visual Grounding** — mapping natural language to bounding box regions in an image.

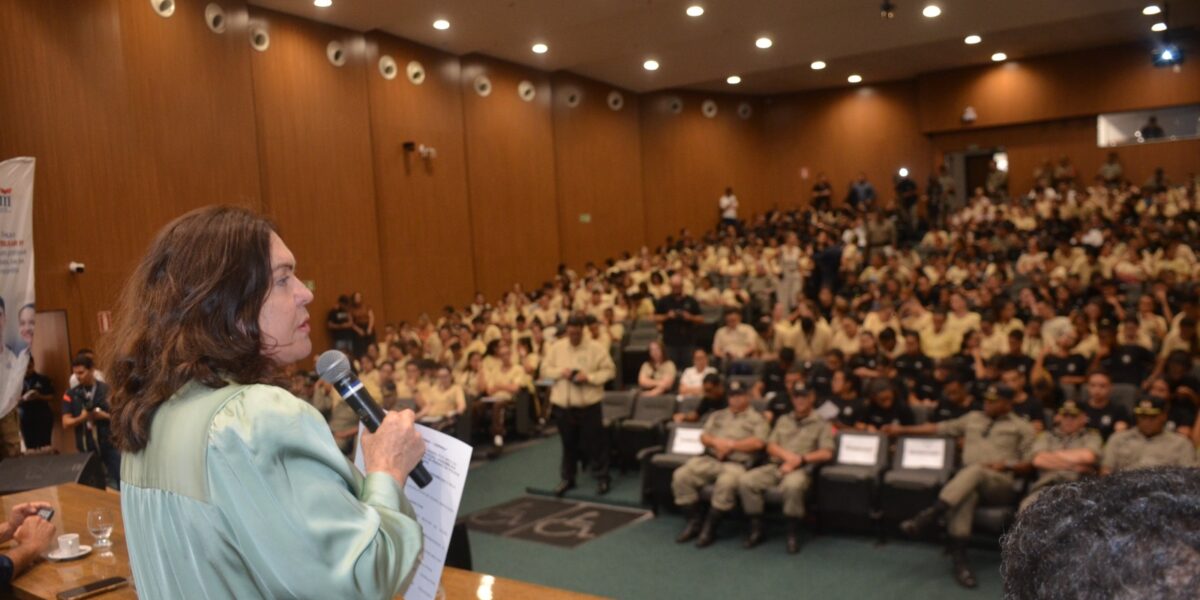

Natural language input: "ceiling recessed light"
[755,37,773,49]
[432,19,450,30]
[922,4,941,18]
[531,43,548,54]
[991,52,1007,62]
[313,0,332,7]
[964,34,982,45]
[686,5,704,17]
[810,60,827,70]
[643,59,660,71]
[848,74,862,83]
[726,75,741,85]
[898,167,910,177]
[1143,4,1162,15]
[1151,21,1167,32]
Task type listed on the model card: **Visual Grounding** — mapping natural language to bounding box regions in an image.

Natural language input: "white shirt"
[679,366,717,391]
[719,194,738,219]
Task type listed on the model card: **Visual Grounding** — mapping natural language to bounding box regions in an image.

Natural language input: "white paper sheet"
[901,438,947,469]
[354,424,472,600]
[837,434,881,466]
[670,427,705,455]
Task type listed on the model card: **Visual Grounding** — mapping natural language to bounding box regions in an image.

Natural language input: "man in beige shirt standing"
[543,315,616,496]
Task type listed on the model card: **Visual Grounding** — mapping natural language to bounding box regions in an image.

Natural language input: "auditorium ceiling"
[250,0,1200,94]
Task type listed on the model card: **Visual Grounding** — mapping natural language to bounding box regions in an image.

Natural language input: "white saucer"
[47,545,92,561]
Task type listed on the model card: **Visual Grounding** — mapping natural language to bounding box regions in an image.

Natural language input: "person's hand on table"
[13,517,55,555]
[362,410,427,486]
[8,502,51,531]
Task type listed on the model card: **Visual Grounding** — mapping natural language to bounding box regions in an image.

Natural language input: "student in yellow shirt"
[416,366,467,433]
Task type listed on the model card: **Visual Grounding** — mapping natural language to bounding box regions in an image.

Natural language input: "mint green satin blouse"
[120,383,423,599]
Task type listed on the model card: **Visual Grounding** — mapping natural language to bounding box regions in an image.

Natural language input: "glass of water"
[87,508,115,549]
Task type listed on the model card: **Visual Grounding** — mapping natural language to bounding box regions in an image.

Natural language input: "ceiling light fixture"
[531,43,548,54]
[922,4,941,18]
[726,75,741,85]
[686,5,704,17]
[848,74,863,83]
[898,167,910,177]
[1151,22,1167,32]
[964,34,982,45]
[1142,4,1162,16]
[643,59,660,71]
[880,1,896,19]
[432,19,450,30]
[313,0,332,7]
[810,60,827,70]
[991,52,1007,62]
[756,37,773,49]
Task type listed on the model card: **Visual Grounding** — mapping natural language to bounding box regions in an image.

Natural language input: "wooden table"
[3,484,600,600]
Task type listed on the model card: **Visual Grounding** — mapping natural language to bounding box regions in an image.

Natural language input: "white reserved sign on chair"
[671,427,705,455]
[901,438,947,469]
[837,434,881,466]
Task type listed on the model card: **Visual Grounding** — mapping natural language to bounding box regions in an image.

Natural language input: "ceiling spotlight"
[531,43,548,54]
[1143,4,1162,15]
[880,1,896,19]
[756,37,773,49]
[643,59,660,71]
[1151,22,1167,32]
[433,19,450,30]
[686,5,704,17]
[922,4,942,18]
[898,167,910,177]
[964,34,982,45]
[991,52,1007,62]
[810,60,827,70]
[313,0,332,7]
[726,75,742,85]
[848,74,863,83]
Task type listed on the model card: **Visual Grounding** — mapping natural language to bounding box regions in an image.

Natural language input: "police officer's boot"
[675,504,705,544]
[695,509,725,548]
[785,518,802,554]
[949,538,978,589]
[742,517,764,549]
[900,500,949,539]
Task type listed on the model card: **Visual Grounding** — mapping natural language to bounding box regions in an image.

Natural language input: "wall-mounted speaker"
[151,0,176,18]
[667,96,683,115]
[379,55,398,80]
[737,102,754,120]
[474,75,492,97]
[250,27,270,52]
[518,80,536,102]
[607,91,624,111]
[327,41,346,67]
[407,61,426,85]
[564,89,581,108]
[702,99,718,118]
[204,3,226,34]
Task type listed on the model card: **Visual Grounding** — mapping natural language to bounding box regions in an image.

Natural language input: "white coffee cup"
[58,533,80,555]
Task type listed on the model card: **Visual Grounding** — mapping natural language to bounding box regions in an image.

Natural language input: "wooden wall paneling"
[248,10,385,355]
[763,82,932,212]
[365,33,477,322]
[918,39,1200,134]
[460,56,560,298]
[551,74,645,269]
[639,92,767,246]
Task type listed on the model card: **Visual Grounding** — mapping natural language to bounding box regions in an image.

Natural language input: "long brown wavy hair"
[104,206,280,452]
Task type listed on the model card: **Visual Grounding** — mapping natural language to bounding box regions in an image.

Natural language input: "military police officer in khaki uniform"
[737,383,833,553]
[884,384,1035,589]
[1021,400,1102,511]
[1101,395,1197,474]
[673,380,768,548]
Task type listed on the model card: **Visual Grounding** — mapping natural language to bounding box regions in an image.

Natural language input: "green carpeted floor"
[459,436,1002,599]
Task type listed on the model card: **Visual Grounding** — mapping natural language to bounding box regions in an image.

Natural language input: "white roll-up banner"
[0,157,36,420]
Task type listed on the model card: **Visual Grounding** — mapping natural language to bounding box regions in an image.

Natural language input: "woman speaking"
[105,206,426,599]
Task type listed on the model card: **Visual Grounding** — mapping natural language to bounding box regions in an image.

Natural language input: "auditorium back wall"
[2,1,1198,354]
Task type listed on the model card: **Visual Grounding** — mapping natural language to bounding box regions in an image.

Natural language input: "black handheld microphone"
[316,350,433,488]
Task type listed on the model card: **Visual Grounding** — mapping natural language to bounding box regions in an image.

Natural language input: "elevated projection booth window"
[1097,105,1200,147]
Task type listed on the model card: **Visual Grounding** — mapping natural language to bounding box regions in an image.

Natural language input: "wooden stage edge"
[2,484,600,600]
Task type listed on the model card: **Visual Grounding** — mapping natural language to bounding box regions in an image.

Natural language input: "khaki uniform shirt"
[542,338,616,408]
[487,363,529,400]
[936,411,1036,466]
[766,412,834,464]
[638,361,677,387]
[703,407,770,465]
[422,384,465,418]
[1102,429,1198,472]
[1031,428,1103,480]
[713,323,761,359]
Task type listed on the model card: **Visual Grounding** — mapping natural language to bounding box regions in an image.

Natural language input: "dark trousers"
[665,344,694,374]
[555,402,609,482]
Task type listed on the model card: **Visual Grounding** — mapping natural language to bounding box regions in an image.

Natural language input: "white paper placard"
[837,434,881,466]
[901,438,947,469]
[670,427,705,455]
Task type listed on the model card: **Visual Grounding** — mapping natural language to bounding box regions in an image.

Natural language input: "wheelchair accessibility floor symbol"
[466,496,652,548]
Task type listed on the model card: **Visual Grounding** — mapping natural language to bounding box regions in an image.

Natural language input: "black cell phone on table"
[56,577,129,600]
[37,507,54,521]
